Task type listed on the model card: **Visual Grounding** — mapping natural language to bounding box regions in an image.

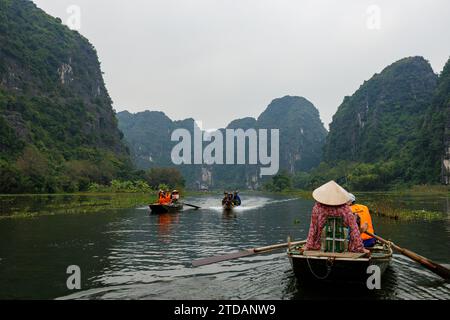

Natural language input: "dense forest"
[413,57,450,184]
[0,0,133,193]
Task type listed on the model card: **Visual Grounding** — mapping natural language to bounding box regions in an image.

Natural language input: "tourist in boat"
[303,181,369,254]
[164,190,172,204]
[348,193,376,248]
[158,190,166,204]
[232,191,241,206]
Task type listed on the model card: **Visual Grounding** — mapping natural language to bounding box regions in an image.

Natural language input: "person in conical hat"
[304,181,368,253]
[312,180,352,206]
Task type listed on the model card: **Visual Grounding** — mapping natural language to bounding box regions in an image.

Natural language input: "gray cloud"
[33,0,450,129]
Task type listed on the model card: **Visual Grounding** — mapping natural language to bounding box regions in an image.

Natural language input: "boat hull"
[287,244,392,284]
[149,203,183,214]
[222,203,234,210]
[222,203,241,210]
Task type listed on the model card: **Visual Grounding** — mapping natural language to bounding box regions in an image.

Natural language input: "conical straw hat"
[312,180,351,206]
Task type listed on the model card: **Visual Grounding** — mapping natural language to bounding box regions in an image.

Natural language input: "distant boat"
[287,242,392,284]
[222,201,241,211]
[222,202,234,210]
[149,203,183,214]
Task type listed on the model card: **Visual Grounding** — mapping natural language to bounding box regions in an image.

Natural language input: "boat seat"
[303,251,366,259]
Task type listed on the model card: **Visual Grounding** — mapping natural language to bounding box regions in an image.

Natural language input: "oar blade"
[184,203,201,209]
[191,240,306,267]
[192,249,254,267]
[366,231,450,280]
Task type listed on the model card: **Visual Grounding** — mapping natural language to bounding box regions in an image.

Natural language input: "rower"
[348,193,376,248]
[171,190,180,203]
[233,191,241,206]
[222,192,229,205]
[303,181,368,254]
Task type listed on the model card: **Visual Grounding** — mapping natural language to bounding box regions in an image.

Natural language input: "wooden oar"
[365,231,450,280]
[192,240,306,267]
[183,203,201,209]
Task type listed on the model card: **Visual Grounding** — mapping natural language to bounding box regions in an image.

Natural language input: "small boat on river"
[222,191,241,211]
[287,180,393,284]
[222,200,242,211]
[149,203,183,214]
[222,202,235,210]
[287,241,392,284]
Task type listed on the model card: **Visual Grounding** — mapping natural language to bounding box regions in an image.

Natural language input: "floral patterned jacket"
[304,202,364,253]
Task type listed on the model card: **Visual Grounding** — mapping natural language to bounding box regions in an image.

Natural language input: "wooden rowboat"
[287,242,392,284]
[222,201,241,210]
[222,202,234,210]
[149,203,183,214]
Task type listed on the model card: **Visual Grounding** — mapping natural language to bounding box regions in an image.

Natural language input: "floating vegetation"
[387,185,450,196]
[293,189,447,221]
[366,199,444,221]
[0,193,156,220]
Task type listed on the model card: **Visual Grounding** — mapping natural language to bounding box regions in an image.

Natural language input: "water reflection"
[0,193,449,299]
[156,213,180,242]
[222,211,238,220]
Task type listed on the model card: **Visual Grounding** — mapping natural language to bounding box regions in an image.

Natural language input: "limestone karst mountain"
[0,0,131,192]
[117,95,327,188]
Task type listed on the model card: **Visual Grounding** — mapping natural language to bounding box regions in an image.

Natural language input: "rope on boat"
[306,256,334,280]
[387,241,393,250]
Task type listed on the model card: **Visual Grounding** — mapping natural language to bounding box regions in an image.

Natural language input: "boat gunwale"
[288,255,371,262]
[149,203,184,213]
[222,203,238,210]
[149,203,183,208]
[287,244,393,263]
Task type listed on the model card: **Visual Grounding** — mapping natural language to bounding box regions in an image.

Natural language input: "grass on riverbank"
[392,184,450,195]
[365,198,444,221]
[0,193,156,219]
[0,188,217,219]
[1,186,448,221]
[275,187,446,221]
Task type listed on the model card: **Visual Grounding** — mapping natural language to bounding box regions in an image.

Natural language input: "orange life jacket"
[158,193,167,204]
[350,204,374,240]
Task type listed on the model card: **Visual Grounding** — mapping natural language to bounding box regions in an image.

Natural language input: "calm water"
[0,193,449,300]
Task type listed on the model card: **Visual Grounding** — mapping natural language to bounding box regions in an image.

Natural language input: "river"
[0,193,449,299]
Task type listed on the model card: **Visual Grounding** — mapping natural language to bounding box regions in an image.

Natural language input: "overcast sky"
[33,0,450,130]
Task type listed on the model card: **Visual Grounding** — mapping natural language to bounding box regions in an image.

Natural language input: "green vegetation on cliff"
[258,96,327,172]
[264,57,450,191]
[1,0,448,194]
[0,0,133,193]
[316,56,442,189]
[324,56,437,164]
[411,57,450,183]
